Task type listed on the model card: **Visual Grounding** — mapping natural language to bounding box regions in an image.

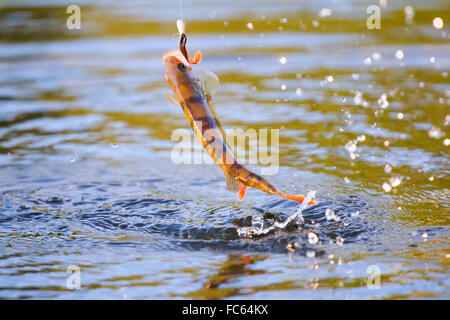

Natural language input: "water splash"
[318,8,332,18]
[237,191,316,237]
[325,208,340,222]
[395,50,404,60]
[433,17,443,29]
[428,127,443,139]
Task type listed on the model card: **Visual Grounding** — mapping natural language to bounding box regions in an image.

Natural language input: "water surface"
[0,0,449,299]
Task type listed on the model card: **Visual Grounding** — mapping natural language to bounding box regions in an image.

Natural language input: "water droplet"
[384,140,390,147]
[384,164,392,174]
[422,232,428,238]
[326,75,334,82]
[246,22,254,30]
[371,52,382,61]
[353,91,362,105]
[352,73,360,80]
[279,57,287,64]
[319,8,332,18]
[351,211,360,217]
[443,138,450,146]
[445,115,450,126]
[428,126,443,139]
[433,17,443,29]
[336,236,344,246]
[378,93,389,109]
[17,204,31,211]
[382,182,392,192]
[344,111,352,119]
[325,208,334,220]
[356,135,366,142]
[395,50,404,60]
[325,208,340,222]
[397,112,404,119]
[312,20,319,27]
[389,176,402,187]
[428,176,434,181]
[296,87,302,96]
[306,250,316,258]
[363,57,372,65]
[279,17,288,24]
[308,232,319,244]
[429,56,436,63]
[344,177,350,183]
[281,84,286,90]
[404,6,415,23]
[345,141,357,153]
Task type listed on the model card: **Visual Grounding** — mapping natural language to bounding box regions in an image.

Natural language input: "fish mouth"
[162,49,190,66]
[162,49,177,64]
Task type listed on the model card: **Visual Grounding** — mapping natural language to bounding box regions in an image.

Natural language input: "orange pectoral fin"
[238,184,247,201]
[282,194,317,205]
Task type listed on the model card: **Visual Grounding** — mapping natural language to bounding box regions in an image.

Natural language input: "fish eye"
[177,63,187,72]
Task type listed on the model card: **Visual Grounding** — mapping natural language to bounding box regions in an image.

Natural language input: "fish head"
[163,49,194,88]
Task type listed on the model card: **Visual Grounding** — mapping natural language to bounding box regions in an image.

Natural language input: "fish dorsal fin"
[204,69,219,99]
[165,92,181,107]
[224,171,239,193]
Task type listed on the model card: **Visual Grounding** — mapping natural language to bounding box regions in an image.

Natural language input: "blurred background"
[0,0,448,299]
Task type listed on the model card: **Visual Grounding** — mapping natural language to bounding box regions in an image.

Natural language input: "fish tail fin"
[281,193,317,205]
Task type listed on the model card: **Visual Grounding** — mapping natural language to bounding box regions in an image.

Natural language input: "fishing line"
[177,0,188,60]
[177,0,185,34]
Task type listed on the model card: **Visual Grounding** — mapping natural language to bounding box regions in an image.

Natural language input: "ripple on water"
[0,0,448,300]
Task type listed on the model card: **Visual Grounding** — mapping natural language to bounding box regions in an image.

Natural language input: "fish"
[163,32,316,205]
